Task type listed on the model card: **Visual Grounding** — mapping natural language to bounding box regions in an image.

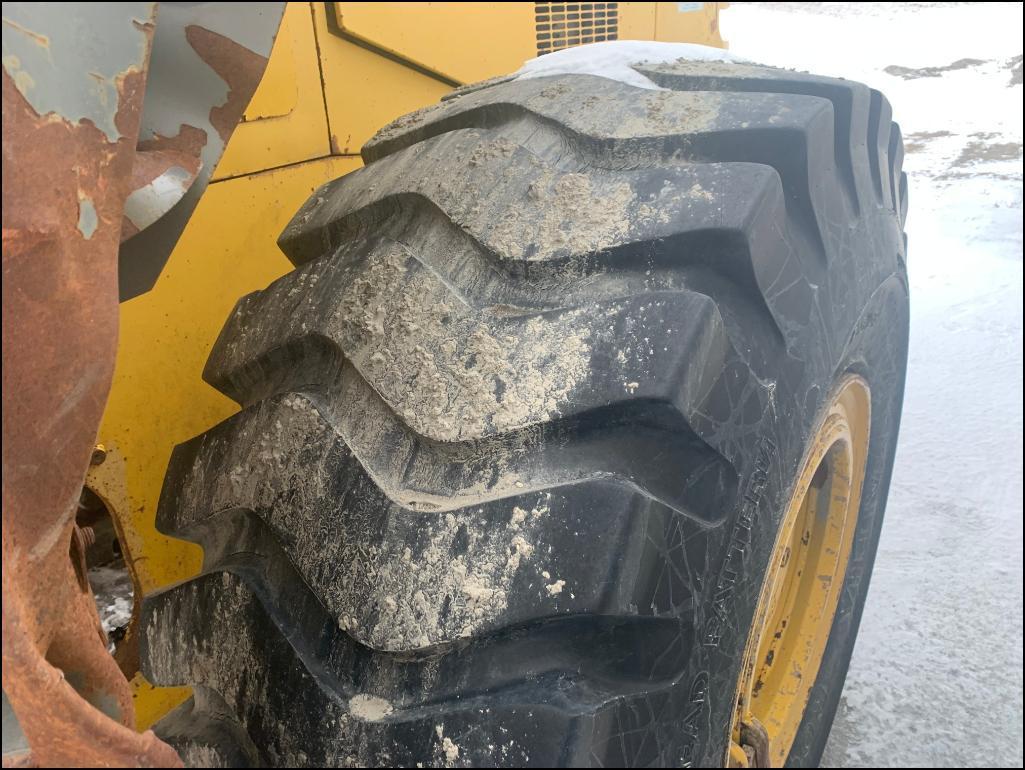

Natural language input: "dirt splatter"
[884,58,986,80]
[435,725,460,764]
[442,737,460,763]
[365,494,548,649]
[348,694,393,722]
[952,140,1022,167]
[488,171,634,261]
[904,130,953,154]
[331,245,594,442]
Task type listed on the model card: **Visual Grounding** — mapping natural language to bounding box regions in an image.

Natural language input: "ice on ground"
[515,40,746,90]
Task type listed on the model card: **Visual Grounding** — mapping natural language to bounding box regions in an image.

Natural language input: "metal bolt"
[90,445,107,466]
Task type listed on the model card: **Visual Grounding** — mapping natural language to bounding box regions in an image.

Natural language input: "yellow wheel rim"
[728,375,871,767]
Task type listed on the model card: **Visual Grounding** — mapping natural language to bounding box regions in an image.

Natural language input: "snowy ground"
[89,562,134,652]
[721,3,1023,767]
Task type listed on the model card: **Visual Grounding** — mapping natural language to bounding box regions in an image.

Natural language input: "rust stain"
[120,143,202,241]
[113,68,148,139]
[130,146,201,190]
[137,122,208,162]
[122,124,209,239]
[1,45,180,769]
[1,16,51,48]
[131,18,155,36]
[120,216,141,241]
[185,24,269,142]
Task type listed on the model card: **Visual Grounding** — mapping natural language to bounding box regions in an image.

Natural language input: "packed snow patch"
[89,563,133,651]
[515,40,747,90]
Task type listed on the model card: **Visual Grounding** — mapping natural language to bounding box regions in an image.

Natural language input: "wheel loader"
[1,2,908,767]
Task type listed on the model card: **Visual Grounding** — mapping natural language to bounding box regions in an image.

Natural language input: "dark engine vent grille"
[535,3,619,56]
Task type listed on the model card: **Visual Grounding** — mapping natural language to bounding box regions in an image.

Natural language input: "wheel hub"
[728,375,871,767]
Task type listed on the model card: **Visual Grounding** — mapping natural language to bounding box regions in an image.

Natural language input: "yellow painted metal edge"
[213,3,333,180]
[315,2,454,154]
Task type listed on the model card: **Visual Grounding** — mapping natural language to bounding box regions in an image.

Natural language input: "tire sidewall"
[696,272,909,768]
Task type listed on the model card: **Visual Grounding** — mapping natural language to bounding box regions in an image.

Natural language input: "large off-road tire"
[142,61,908,768]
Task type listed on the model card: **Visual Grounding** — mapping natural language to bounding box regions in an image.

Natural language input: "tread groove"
[868,90,885,202]
[349,94,835,270]
[636,63,869,216]
[142,543,695,717]
[889,123,905,216]
[281,190,786,348]
[163,379,740,524]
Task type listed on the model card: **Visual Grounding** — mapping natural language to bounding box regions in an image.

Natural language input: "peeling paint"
[77,196,98,239]
[123,165,196,231]
[1,3,180,766]
[119,2,283,298]
[1,3,153,141]
[185,24,269,142]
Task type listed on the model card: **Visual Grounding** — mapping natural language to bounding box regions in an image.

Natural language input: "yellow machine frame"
[93,1,727,728]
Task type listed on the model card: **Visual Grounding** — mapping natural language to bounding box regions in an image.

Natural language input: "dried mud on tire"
[144,62,909,768]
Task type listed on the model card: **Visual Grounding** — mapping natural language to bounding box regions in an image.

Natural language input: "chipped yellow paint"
[729,376,871,767]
